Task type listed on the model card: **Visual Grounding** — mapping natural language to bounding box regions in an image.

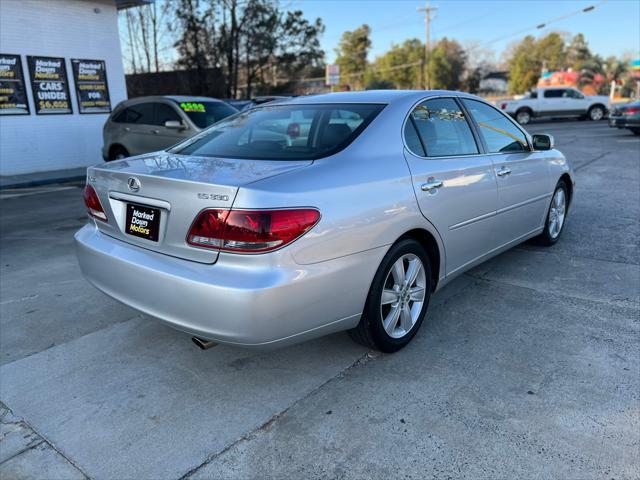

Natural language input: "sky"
[290,0,640,65]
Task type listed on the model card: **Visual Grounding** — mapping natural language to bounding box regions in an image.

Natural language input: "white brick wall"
[0,0,128,176]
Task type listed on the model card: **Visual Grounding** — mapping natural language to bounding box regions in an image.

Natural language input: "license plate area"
[125,203,161,242]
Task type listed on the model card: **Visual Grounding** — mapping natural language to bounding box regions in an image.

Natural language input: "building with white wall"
[0,0,146,177]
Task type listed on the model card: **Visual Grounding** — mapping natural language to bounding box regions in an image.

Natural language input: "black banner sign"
[0,54,29,115]
[71,59,111,114]
[27,56,72,114]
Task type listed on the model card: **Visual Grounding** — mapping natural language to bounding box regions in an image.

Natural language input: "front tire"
[349,239,432,353]
[534,180,568,246]
[588,105,605,121]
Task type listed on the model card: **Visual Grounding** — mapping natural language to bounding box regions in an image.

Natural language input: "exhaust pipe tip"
[192,336,218,350]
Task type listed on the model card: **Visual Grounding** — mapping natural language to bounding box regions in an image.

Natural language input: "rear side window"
[406,98,478,157]
[462,99,528,153]
[112,108,129,123]
[404,120,425,156]
[118,103,155,125]
[543,89,565,98]
[173,103,384,160]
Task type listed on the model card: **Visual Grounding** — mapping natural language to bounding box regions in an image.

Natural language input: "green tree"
[366,79,396,90]
[369,39,423,89]
[566,33,592,72]
[507,35,542,94]
[427,38,466,90]
[335,24,371,89]
[535,32,565,72]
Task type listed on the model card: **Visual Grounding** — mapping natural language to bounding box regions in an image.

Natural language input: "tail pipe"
[192,336,218,350]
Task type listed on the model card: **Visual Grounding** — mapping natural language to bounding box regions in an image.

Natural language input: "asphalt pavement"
[0,120,638,479]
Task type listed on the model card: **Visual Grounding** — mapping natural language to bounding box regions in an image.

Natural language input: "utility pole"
[418,0,437,90]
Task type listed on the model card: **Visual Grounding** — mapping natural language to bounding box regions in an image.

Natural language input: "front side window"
[173,103,383,160]
[462,99,528,153]
[406,97,478,157]
[564,89,584,99]
[175,101,237,129]
[155,103,182,126]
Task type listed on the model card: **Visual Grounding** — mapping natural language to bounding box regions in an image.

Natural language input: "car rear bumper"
[609,116,640,128]
[75,224,383,347]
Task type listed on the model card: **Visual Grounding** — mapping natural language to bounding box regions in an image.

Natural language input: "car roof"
[279,90,482,105]
[123,95,226,104]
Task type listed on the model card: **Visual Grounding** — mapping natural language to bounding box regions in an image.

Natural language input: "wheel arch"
[588,103,607,116]
[396,228,442,291]
[559,172,573,207]
[108,143,129,160]
[516,106,534,115]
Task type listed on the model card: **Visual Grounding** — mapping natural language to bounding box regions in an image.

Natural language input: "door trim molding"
[496,192,552,216]
[449,210,496,231]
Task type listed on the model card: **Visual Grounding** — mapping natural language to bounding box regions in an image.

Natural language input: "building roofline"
[115,0,153,10]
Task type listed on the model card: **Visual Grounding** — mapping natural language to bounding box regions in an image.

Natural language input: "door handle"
[496,166,511,177]
[420,179,443,192]
[151,129,160,134]
[123,127,130,132]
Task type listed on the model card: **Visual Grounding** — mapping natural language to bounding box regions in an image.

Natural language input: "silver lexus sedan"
[75,90,574,352]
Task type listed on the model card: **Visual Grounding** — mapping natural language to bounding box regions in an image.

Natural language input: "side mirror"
[532,134,554,151]
[164,120,184,130]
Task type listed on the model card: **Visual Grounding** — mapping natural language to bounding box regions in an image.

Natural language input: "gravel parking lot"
[1,120,638,479]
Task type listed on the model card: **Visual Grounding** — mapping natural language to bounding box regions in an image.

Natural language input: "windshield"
[171,103,384,160]
[175,100,238,129]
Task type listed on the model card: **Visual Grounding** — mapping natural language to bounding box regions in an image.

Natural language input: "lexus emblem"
[127,177,141,192]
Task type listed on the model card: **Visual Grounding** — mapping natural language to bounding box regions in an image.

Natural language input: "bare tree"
[120,1,174,73]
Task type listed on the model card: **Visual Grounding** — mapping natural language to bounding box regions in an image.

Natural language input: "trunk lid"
[88,152,312,263]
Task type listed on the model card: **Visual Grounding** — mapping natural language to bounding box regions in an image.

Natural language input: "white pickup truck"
[498,87,609,125]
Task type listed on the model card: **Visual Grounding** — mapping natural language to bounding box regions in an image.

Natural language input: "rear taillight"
[83,184,107,222]
[624,107,640,115]
[187,208,320,253]
[500,103,508,110]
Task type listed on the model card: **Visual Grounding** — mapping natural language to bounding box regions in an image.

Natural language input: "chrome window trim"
[459,97,533,152]
[401,94,484,160]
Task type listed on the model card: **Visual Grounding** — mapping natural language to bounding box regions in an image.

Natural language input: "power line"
[479,0,608,47]
[296,0,608,87]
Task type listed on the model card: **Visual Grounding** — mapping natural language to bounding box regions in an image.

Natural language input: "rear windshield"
[171,103,384,160]
[175,100,238,129]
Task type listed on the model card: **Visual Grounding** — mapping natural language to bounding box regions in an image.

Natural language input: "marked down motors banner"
[27,55,72,114]
[71,59,111,114]
[0,53,29,115]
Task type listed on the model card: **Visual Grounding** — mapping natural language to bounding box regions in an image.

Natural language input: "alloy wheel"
[548,188,566,239]
[590,107,604,121]
[516,111,531,125]
[380,253,426,339]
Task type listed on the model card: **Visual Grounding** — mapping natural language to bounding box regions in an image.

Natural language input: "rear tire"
[515,108,532,125]
[630,128,640,136]
[349,239,432,353]
[108,145,129,161]
[534,180,568,246]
